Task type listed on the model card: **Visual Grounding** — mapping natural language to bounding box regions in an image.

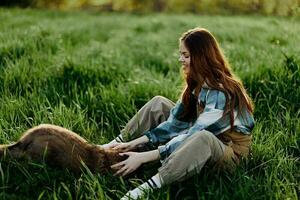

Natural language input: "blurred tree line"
[1,0,299,16]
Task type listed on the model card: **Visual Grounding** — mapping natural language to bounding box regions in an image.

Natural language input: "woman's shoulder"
[198,88,226,109]
[198,87,226,101]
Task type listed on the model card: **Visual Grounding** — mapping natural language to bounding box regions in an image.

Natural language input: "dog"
[0,124,127,174]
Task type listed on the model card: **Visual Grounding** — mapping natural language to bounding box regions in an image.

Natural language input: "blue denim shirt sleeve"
[157,90,227,159]
[144,101,190,146]
[232,108,255,133]
[187,90,226,135]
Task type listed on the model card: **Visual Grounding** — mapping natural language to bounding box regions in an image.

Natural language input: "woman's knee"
[149,96,174,112]
[192,130,216,145]
[150,95,170,105]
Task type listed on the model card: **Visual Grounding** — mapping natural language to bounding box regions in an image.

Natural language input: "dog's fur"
[0,124,127,174]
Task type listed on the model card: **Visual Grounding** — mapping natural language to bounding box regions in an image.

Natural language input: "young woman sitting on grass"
[103,27,255,200]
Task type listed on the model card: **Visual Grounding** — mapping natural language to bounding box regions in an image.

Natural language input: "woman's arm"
[111,135,150,152]
[140,149,160,163]
[130,135,150,147]
[143,102,190,146]
[111,149,160,176]
[157,90,227,159]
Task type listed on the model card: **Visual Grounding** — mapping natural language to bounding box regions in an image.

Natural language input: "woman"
[103,27,255,200]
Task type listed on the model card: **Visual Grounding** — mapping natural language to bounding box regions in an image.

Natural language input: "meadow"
[0,8,299,199]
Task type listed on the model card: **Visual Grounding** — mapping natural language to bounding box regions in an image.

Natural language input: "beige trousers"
[120,96,251,185]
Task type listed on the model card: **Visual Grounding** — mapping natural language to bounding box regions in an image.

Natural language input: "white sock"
[120,174,162,200]
[112,134,124,143]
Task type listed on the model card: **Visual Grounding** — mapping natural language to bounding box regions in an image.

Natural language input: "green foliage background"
[0,8,299,199]
[1,0,300,16]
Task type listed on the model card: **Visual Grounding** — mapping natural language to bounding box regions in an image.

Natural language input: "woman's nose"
[178,55,184,62]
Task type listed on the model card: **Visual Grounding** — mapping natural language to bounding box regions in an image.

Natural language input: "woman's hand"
[101,143,120,150]
[111,142,136,152]
[102,135,150,152]
[110,150,160,177]
[110,152,144,176]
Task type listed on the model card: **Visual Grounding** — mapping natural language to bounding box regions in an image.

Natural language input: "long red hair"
[180,28,254,129]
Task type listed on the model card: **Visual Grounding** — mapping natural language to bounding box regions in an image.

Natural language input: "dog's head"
[88,145,128,174]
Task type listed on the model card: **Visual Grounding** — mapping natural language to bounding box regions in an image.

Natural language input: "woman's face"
[179,41,191,76]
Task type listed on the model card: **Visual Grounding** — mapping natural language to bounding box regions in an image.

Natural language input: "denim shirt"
[144,87,255,160]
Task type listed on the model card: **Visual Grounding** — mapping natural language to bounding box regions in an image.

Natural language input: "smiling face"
[178,41,191,76]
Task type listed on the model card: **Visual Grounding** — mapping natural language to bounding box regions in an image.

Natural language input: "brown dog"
[0,124,127,174]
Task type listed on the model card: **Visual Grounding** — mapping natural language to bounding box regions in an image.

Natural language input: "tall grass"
[0,8,299,199]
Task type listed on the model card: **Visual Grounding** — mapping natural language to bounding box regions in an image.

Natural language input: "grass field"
[0,8,299,200]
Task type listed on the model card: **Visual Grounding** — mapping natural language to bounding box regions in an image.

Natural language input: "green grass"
[0,8,299,200]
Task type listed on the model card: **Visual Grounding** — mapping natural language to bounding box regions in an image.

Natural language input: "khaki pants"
[120,96,251,185]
